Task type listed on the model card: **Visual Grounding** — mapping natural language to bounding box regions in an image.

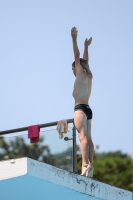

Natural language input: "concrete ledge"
[0,157,132,200]
[27,158,132,200]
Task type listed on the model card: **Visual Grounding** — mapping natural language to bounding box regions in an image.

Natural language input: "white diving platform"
[0,157,132,200]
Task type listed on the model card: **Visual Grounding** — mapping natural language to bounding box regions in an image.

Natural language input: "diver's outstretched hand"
[84,37,92,47]
[71,27,78,40]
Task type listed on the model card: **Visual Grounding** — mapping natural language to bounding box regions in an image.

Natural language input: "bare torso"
[73,68,92,106]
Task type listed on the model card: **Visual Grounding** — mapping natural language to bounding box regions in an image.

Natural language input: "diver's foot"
[86,166,94,178]
[81,164,91,176]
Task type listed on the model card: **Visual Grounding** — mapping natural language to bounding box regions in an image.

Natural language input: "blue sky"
[0,0,133,155]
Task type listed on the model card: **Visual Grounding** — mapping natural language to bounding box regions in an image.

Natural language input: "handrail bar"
[0,118,74,136]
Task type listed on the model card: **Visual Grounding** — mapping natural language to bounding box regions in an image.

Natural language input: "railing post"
[72,124,77,173]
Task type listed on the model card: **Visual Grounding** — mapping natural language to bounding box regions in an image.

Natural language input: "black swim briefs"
[74,104,93,120]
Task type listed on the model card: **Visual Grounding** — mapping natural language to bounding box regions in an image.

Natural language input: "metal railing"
[0,118,77,173]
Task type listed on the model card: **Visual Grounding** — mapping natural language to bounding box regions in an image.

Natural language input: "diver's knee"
[89,140,94,152]
[78,134,89,143]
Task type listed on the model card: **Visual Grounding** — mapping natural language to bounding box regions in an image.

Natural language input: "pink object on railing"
[28,125,40,143]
